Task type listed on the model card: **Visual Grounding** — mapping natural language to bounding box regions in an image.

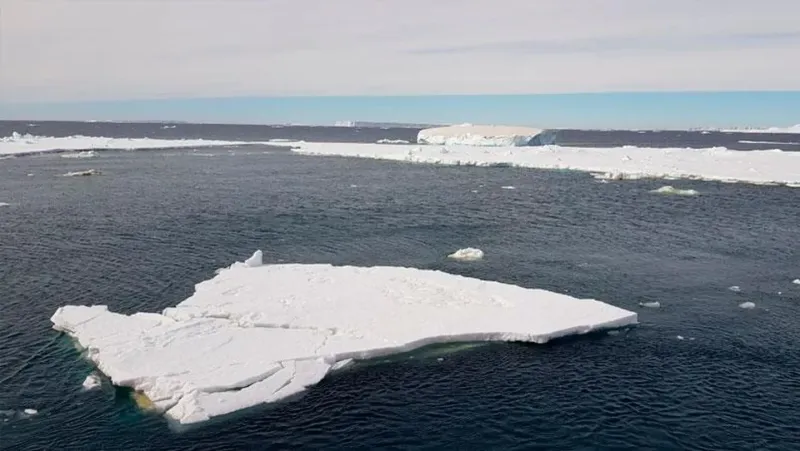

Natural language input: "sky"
[2,0,800,128]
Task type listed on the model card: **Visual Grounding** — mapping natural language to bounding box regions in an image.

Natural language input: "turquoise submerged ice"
[51,251,636,425]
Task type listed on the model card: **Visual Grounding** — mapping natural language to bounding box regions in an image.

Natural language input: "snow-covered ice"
[739,302,756,309]
[50,252,636,425]
[0,202,9,207]
[0,132,270,156]
[650,186,699,196]
[792,279,800,285]
[639,301,661,308]
[728,286,742,292]
[376,139,410,144]
[500,186,516,190]
[447,248,485,261]
[23,409,38,416]
[417,125,556,147]
[274,142,800,187]
[62,169,101,177]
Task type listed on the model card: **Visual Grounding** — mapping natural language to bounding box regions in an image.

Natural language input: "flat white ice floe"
[417,124,556,147]
[82,374,102,391]
[638,301,661,308]
[447,248,485,261]
[792,279,800,285]
[739,302,756,309]
[275,142,800,187]
[376,139,410,144]
[50,251,636,425]
[0,132,270,156]
[0,202,9,207]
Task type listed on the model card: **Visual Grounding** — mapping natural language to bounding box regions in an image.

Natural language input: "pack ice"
[51,251,636,425]
[417,124,556,147]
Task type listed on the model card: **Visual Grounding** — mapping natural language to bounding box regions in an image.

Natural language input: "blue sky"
[2,0,799,128]
[2,92,799,129]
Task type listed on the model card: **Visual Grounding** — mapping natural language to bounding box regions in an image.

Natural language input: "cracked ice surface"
[51,252,637,425]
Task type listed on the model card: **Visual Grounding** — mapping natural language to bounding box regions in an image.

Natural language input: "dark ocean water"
[1,122,800,450]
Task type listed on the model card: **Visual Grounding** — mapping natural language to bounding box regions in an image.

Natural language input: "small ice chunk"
[0,202,9,207]
[792,279,800,285]
[60,150,97,159]
[244,250,263,267]
[728,286,741,292]
[82,373,101,391]
[500,186,516,190]
[23,409,37,415]
[739,302,756,309]
[639,301,661,308]
[677,335,685,340]
[62,169,101,177]
[447,248,484,261]
[27,173,34,177]
[376,139,410,144]
[650,185,699,196]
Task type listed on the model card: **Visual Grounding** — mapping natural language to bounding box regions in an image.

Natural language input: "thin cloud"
[1,0,799,102]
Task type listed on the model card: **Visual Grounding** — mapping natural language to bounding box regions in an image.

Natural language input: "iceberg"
[650,186,699,196]
[51,252,636,426]
[276,142,800,187]
[723,124,800,134]
[0,132,271,157]
[62,169,101,177]
[60,150,98,159]
[417,125,556,147]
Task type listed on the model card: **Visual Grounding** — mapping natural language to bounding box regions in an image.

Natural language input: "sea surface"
[1,122,799,450]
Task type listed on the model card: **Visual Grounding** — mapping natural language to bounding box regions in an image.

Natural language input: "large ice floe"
[722,124,800,134]
[417,124,556,147]
[0,132,268,156]
[274,141,800,187]
[51,251,636,426]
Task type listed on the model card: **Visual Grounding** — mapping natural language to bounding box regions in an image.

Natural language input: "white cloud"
[2,0,799,102]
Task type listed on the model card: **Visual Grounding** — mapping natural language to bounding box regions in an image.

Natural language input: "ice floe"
[728,286,742,292]
[792,279,800,285]
[638,301,661,308]
[739,302,756,309]
[51,252,636,425]
[447,248,485,261]
[650,186,699,196]
[417,124,556,147]
[62,169,101,177]
[0,132,269,156]
[376,139,410,144]
[723,124,800,134]
[0,202,9,207]
[275,142,800,187]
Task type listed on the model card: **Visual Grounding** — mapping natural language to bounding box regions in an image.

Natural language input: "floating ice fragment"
[728,286,741,292]
[677,335,685,340]
[50,253,636,425]
[739,302,756,309]
[792,279,800,285]
[62,169,101,177]
[417,125,555,147]
[447,248,484,261]
[376,139,410,144]
[0,202,9,207]
[60,150,97,159]
[82,373,101,391]
[500,186,516,190]
[639,301,661,308]
[650,185,699,196]
[23,409,37,415]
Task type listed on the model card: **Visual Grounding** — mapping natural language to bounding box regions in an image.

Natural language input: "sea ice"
[51,253,636,425]
[275,142,800,187]
[447,248,485,261]
[376,139,410,144]
[728,286,742,292]
[0,132,271,156]
[739,302,756,309]
[0,202,9,207]
[82,374,101,391]
[792,279,800,285]
[62,169,101,177]
[650,186,699,196]
[723,124,800,134]
[60,150,98,159]
[417,124,556,147]
[639,301,661,308]
[23,409,38,416]
[500,186,516,190]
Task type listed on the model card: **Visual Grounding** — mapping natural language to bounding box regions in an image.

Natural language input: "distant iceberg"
[722,124,800,134]
[417,124,556,147]
[51,252,636,426]
[650,186,699,196]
